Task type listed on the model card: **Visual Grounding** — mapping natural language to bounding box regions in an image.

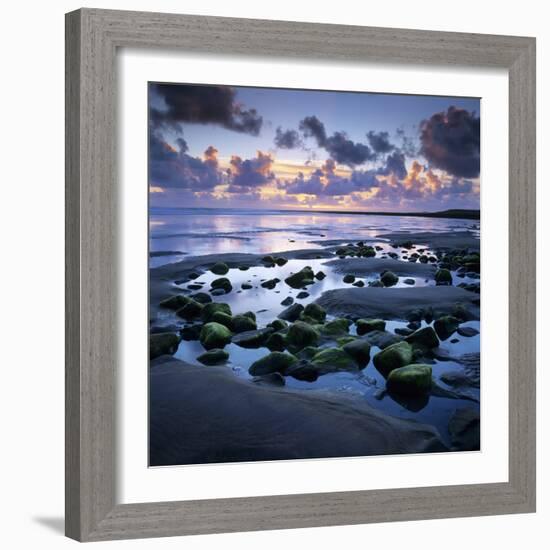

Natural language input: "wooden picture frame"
[65,8,536,541]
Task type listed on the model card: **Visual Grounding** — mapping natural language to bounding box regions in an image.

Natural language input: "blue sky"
[149,83,480,212]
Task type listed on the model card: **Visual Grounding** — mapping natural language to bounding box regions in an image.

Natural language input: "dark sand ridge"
[150,358,447,466]
[375,231,480,251]
[315,286,480,321]
[325,257,436,277]
[149,248,334,314]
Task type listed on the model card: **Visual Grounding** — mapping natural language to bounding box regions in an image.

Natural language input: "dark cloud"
[228,151,275,191]
[149,132,223,190]
[299,116,327,146]
[274,127,302,149]
[379,151,408,179]
[396,127,419,157]
[420,106,480,178]
[285,171,325,195]
[366,131,395,154]
[150,83,263,136]
[298,115,375,167]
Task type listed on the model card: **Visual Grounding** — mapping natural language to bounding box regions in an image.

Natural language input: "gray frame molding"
[65,8,536,542]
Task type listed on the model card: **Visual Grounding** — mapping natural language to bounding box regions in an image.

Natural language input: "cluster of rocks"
[335,242,377,258]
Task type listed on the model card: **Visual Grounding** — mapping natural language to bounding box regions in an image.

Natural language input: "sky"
[148,82,480,212]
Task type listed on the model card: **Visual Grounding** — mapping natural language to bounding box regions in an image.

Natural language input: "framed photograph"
[65,8,536,542]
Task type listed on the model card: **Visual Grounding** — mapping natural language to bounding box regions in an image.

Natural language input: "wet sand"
[150,357,447,466]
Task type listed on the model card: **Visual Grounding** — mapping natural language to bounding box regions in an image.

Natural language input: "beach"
[149,208,481,466]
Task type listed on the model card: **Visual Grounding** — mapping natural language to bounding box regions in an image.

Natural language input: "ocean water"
[149,207,479,267]
[150,207,480,448]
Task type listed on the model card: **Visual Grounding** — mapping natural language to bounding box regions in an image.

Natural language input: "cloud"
[420,106,480,178]
[366,131,395,154]
[149,132,223,190]
[227,151,276,192]
[150,83,263,136]
[274,127,302,149]
[379,151,408,179]
[298,115,376,167]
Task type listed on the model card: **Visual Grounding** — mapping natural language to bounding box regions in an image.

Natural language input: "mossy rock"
[261,255,275,264]
[159,295,189,310]
[232,328,274,349]
[310,347,359,374]
[268,319,287,332]
[405,326,439,349]
[373,341,414,378]
[210,310,234,329]
[356,318,386,335]
[321,318,351,337]
[297,346,319,360]
[303,303,326,323]
[180,323,202,341]
[265,332,286,351]
[286,321,320,350]
[433,315,460,340]
[197,348,229,365]
[210,277,232,294]
[278,303,304,321]
[249,351,298,376]
[150,332,180,359]
[343,274,355,284]
[210,262,229,275]
[275,257,288,266]
[201,302,232,323]
[284,266,315,289]
[352,280,365,287]
[261,278,279,289]
[175,299,204,320]
[386,364,432,395]
[199,322,232,350]
[242,311,256,321]
[342,339,372,366]
[238,265,250,271]
[232,314,257,333]
[337,336,356,346]
[435,268,452,285]
[189,292,212,304]
[380,271,399,287]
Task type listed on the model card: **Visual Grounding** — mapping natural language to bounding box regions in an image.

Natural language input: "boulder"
[210,262,229,275]
[278,303,304,321]
[199,322,232,350]
[285,362,320,382]
[150,332,180,359]
[320,318,351,337]
[197,348,229,365]
[342,339,372,366]
[268,319,287,332]
[159,295,189,310]
[386,364,433,395]
[280,296,294,307]
[189,292,212,304]
[175,299,203,320]
[210,277,232,294]
[265,332,286,351]
[343,274,355,284]
[380,271,398,287]
[310,347,360,374]
[180,323,202,341]
[362,330,402,349]
[249,351,298,376]
[275,257,288,266]
[303,303,326,323]
[284,266,315,289]
[356,318,386,335]
[261,278,279,290]
[403,278,415,285]
[435,268,452,285]
[201,302,232,323]
[232,314,257,333]
[373,341,414,377]
[352,280,365,287]
[241,283,253,290]
[405,326,440,349]
[210,311,234,329]
[314,271,326,280]
[296,291,310,299]
[433,315,460,340]
[232,327,274,348]
[286,321,320,349]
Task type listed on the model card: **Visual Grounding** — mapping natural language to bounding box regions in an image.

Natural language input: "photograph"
[148,82,481,467]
